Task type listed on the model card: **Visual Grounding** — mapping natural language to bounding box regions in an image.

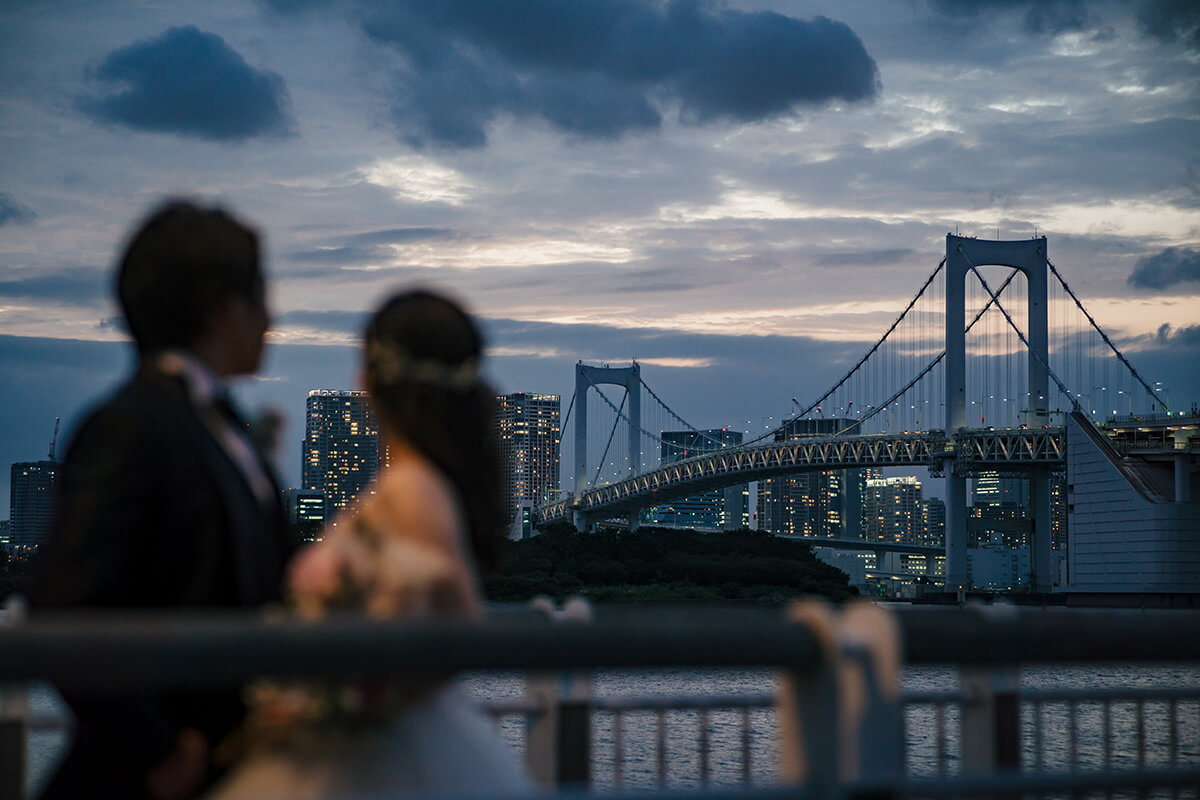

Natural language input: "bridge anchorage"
[537,234,1189,596]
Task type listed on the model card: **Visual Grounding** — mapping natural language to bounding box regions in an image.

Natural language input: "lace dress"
[208,468,532,799]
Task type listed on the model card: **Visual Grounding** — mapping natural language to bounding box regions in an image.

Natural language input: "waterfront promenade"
[3,602,1199,798]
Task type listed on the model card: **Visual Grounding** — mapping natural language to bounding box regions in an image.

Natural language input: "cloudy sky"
[2,0,1198,512]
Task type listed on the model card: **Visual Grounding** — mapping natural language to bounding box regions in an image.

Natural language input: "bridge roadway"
[776,534,943,557]
[537,427,1065,527]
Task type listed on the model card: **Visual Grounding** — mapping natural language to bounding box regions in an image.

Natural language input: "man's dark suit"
[28,362,296,799]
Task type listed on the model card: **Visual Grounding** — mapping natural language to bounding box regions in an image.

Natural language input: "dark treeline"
[1,525,857,606]
[0,550,32,601]
[484,523,857,604]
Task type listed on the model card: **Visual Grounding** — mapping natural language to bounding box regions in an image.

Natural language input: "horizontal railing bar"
[1014,687,1200,702]
[902,690,965,704]
[898,608,1200,664]
[852,767,1200,797]
[1,607,1198,694]
[0,609,823,692]
[594,693,776,712]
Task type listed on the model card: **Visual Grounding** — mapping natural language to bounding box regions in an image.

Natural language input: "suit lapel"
[146,365,279,605]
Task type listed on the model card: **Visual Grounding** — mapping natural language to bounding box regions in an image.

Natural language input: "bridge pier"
[946,471,969,590]
[1175,430,1196,502]
[1029,467,1054,592]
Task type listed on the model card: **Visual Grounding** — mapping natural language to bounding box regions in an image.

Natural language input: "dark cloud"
[816,248,915,267]
[267,0,878,148]
[752,116,1200,221]
[1138,0,1200,50]
[0,193,35,226]
[286,227,457,268]
[0,268,107,304]
[77,26,295,141]
[927,0,1092,34]
[1155,323,1200,348]
[1127,247,1200,290]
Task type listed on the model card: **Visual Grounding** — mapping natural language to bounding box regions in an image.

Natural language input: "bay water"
[27,664,1200,796]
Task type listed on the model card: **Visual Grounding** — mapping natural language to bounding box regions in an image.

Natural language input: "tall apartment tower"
[302,390,381,514]
[756,418,865,539]
[864,475,924,544]
[646,429,745,531]
[921,497,946,546]
[10,460,57,548]
[494,393,561,521]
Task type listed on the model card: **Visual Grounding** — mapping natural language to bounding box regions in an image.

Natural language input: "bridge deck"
[539,428,1065,525]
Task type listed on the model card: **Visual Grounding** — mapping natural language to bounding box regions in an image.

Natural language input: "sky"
[1,0,1198,514]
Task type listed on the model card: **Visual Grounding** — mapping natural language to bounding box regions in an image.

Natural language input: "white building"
[1067,413,1200,596]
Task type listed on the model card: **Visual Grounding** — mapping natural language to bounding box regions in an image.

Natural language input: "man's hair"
[117,200,263,354]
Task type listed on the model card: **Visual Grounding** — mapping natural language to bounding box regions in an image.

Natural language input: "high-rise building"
[283,488,327,542]
[921,497,946,546]
[969,471,1068,551]
[972,472,1028,507]
[302,390,381,514]
[756,418,865,539]
[646,429,745,531]
[864,475,923,544]
[494,393,561,521]
[1051,476,1067,550]
[10,460,56,548]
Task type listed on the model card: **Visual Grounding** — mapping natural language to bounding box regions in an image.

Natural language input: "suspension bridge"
[533,235,1196,593]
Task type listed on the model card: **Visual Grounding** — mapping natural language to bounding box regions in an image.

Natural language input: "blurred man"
[29,201,297,800]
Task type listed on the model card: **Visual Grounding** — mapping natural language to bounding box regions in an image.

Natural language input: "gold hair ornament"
[368,341,480,390]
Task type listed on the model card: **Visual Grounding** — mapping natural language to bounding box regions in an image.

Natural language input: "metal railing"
[3,604,1200,799]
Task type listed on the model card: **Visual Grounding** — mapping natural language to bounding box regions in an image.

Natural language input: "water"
[26,665,1200,796]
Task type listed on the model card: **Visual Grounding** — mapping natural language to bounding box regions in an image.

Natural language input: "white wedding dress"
[209,682,530,799]
[209,458,533,799]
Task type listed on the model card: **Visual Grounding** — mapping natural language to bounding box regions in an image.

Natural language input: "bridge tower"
[945,235,1053,593]
[573,362,642,530]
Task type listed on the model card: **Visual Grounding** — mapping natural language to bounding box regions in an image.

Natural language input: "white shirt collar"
[156,349,225,406]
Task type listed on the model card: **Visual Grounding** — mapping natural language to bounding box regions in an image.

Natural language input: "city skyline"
[2,1,1199,513]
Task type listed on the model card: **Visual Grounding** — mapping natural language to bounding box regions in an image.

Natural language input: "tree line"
[484,523,857,604]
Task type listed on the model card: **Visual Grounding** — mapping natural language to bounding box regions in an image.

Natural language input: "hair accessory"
[368,340,480,390]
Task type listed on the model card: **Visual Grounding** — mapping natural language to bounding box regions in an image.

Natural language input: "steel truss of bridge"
[537,427,1065,526]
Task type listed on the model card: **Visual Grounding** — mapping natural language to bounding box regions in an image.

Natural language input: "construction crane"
[48,417,60,462]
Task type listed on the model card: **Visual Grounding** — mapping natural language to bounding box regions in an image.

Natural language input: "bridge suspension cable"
[1047,258,1170,414]
[742,257,946,446]
[836,267,1022,436]
[560,388,576,432]
[640,378,729,449]
[956,245,1082,413]
[580,372,694,454]
[591,387,628,488]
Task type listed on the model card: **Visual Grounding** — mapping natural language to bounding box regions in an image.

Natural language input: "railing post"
[0,596,28,800]
[780,600,902,800]
[525,597,593,788]
[961,665,1021,774]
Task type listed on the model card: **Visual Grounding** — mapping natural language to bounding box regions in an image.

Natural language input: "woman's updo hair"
[363,289,505,571]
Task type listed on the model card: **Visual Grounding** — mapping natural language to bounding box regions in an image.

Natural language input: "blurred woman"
[211,289,530,799]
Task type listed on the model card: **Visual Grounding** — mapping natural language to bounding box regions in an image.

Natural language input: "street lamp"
[1154,382,1170,416]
